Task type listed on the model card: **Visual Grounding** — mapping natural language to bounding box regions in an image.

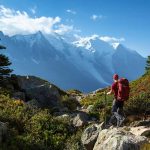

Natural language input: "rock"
[141,130,150,138]
[0,122,8,144]
[56,114,70,120]
[26,99,40,108]
[93,127,149,150]
[130,126,150,138]
[81,123,104,150]
[15,76,64,108]
[72,112,89,127]
[59,107,69,112]
[12,92,26,101]
[131,120,150,127]
[16,75,49,89]
[75,96,82,102]
[87,105,94,113]
[25,84,61,108]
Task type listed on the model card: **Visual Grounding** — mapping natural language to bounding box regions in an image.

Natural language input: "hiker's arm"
[107,84,115,95]
[107,90,113,95]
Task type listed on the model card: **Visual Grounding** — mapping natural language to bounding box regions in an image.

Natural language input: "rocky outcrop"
[12,91,26,101]
[11,75,66,108]
[72,112,89,127]
[130,126,150,138]
[0,122,8,144]
[81,122,150,150]
[93,127,149,150]
[81,123,104,150]
[25,83,61,108]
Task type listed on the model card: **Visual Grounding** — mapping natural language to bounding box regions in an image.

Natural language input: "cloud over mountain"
[0,5,76,36]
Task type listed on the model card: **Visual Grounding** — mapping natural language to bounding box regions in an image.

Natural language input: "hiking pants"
[112,99,124,115]
[109,99,125,125]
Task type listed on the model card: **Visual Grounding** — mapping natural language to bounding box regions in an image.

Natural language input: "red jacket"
[111,82,118,99]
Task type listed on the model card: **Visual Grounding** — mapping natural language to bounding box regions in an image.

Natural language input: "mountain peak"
[35,31,43,37]
[0,31,4,37]
[116,43,125,49]
[116,44,141,56]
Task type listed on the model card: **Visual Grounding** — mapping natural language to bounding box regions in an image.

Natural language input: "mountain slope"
[0,31,146,92]
[81,71,150,118]
[0,31,107,92]
[112,44,146,80]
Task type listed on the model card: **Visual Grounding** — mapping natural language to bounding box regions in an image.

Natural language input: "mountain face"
[112,44,146,80]
[0,31,146,92]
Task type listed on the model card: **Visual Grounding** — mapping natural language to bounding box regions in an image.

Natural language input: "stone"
[131,120,150,127]
[56,114,70,120]
[81,123,104,150]
[26,99,40,108]
[25,84,61,108]
[15,75,64,108]
[130,126,150,138]
[75,96,82,102]
[12,92,26,101]
[93,127,149,150]
[86,105,94,113]
[72,112,89,127]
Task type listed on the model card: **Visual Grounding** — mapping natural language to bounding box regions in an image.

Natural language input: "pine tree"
[0,41,13,84]
[145,56,150,72]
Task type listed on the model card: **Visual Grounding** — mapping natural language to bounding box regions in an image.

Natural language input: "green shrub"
[0,94,80,150]
[65,129,84,150]
[61,95,80,111]
[125,93,150,115]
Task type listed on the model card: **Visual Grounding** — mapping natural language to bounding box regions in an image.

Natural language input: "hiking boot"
[117,117,125,127]
[105,123,113,129]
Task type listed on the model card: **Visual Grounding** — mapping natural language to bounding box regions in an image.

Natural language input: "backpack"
[117,78,130,101]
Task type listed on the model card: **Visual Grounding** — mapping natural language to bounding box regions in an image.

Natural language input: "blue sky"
[0,0,150,57]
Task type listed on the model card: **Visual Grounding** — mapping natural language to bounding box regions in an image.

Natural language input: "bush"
[61,95,80,111]
[0,94,81,150]
[125,93,150,115]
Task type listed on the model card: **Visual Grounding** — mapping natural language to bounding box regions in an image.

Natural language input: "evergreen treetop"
[145,56,150,72]
[0,41,12,84]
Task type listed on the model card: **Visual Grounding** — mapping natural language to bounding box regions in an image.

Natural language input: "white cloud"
[54,24,74,35]
[66,9,76,15]
[100,36,125,49]
[91,14,103,21]
[100,36,125,43]
[30,6,37,14]
[0,5,62,36]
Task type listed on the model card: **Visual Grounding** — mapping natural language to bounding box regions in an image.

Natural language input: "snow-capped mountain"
[112,44,146,80]
[0,31,146,92]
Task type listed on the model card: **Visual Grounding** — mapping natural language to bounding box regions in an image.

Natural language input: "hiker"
[107,74,129,127]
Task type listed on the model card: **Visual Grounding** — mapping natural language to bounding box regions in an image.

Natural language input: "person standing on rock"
[107,74,129,127]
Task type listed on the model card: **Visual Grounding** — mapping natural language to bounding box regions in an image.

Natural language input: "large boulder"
[72,112,89,127]
[25,84,61,107]
[0,122,8,144]
[81,123,104,150]
[12,91,26,101]
[93,127,149,150]
[130,126,150,138]
[14,75,65,108]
